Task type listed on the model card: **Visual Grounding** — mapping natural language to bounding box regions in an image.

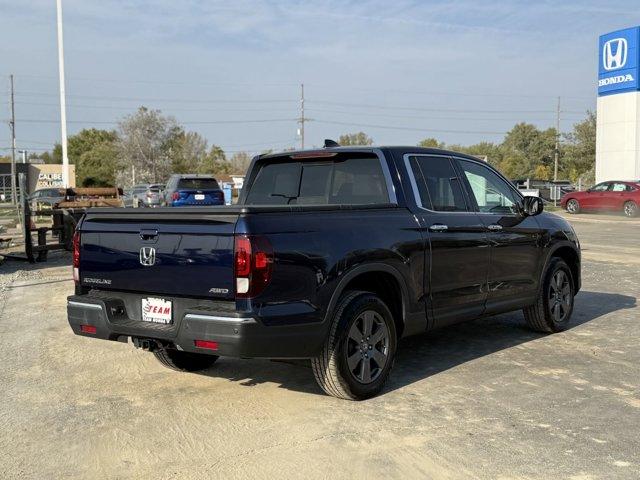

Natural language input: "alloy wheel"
[345,310,390,384]
[567,200,579,213]
[624,202,637,217]
[549,270,572,323]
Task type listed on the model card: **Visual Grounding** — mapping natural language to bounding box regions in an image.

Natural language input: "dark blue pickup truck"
[68,145,581,400]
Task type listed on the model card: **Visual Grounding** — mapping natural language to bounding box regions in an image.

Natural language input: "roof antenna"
[323,139,340,148]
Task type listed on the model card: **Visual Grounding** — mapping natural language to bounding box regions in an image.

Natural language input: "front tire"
[623,200,638,217]
[311,291,397,400]
[566,199,580,214]
[524,258,575,333]
[153,348,218,372]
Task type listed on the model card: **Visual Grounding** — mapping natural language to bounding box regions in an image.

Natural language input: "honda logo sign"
[598,27,640,96]
[139,247,156,266]
[603,38,628,71]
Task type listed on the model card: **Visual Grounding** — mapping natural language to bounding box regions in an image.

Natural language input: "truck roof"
[260,145,483,162]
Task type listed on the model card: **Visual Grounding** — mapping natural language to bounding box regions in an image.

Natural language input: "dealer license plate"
[194,194,205,200]
[141,297,173,324]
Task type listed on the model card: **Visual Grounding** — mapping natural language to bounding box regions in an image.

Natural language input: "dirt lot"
[1,212,639,479]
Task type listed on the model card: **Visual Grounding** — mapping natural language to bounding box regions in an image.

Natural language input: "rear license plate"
[141,297,172,324]
[194,194,205,200]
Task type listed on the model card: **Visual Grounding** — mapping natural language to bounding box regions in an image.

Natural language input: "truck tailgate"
[78,209,238,299]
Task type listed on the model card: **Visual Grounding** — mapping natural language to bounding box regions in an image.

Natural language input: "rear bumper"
[67,295,326,358]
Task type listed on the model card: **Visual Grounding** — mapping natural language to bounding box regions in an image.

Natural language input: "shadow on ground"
[195,290,636,397]
[0,250,70,275]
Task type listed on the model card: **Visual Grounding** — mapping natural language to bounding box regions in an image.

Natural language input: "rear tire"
[566,199,580,214]
[311,291,397,400]
[523,258,575,333]
[153,349,218,372]
[623,200,638,217]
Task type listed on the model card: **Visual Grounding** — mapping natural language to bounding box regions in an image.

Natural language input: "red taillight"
[235,236,251,276]
[80,324,96,334]
[194,339,218,350]
[234,235,273,298]
[72,231,80,283]
[172,192,180,201]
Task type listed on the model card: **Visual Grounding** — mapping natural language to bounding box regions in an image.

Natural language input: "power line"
[3,74,594,101]
[305,107,585,122]
[309,100,585,115]
[11,118,298,125]
[14,100,298,114]
[313,119,507,135]
[15,91,298,104]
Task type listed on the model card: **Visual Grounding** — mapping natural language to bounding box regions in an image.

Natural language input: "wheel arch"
[546,243,581,293]
[325,263,409,338]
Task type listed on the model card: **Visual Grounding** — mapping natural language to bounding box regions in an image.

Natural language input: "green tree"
[338,132,374,146]
[78,142,121,187]
[417,137,444,149]
[199,145,232,174]
[562,111,596,183]
[166,129,208,174]
[46,129,119,185]
[500,123,557,179]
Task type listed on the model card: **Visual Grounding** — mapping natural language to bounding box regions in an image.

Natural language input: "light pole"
[56,0,70,187]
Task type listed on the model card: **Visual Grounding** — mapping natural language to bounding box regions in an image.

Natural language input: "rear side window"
[245,155,389,205]
[176,178,220,190]
[408,155,467,211]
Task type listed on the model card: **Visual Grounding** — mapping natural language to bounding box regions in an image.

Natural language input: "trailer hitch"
[132,338,160,352]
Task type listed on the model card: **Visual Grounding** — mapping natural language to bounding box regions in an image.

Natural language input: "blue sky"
[1,0,639,156]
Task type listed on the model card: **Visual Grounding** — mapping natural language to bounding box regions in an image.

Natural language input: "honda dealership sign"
[598,27,640,95]
[596,26,640,184]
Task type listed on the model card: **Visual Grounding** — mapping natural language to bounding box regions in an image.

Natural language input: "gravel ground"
[0,214,638,479]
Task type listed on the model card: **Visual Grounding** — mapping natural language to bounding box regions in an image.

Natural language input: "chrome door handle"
[487,224,503,231]
[429,224,448,232]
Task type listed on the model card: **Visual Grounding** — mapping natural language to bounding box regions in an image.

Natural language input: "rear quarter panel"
[236,207,426,333]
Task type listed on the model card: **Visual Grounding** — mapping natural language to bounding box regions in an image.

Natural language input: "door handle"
[487,224,503,231]
[429,224,448,232]
[139,229,159,241]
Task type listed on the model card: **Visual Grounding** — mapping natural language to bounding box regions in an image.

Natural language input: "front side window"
[408,155,467,211]
[457,159,518,214]
[591,182,609,192]
[245,155,389,205]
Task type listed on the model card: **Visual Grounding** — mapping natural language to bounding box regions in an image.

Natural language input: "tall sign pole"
[56,0,70,187]
[299,83,305,149]
[9,74,17,204]
[553,96,560,182]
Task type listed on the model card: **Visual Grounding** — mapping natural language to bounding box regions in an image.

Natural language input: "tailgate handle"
[139,229,158,241]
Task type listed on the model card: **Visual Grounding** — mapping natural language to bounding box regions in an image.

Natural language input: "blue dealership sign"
[598,27,640,96]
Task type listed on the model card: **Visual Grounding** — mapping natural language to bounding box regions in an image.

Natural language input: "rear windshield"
[245,154,390,205]
[176,178,220,190]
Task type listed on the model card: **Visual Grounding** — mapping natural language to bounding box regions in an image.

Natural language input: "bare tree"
[117,107,178,184]
[229,151,252,174]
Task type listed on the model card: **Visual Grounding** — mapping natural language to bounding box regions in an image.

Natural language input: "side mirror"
[520,196,544,216]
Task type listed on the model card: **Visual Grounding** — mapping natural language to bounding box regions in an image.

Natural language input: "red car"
[560,180,639,217]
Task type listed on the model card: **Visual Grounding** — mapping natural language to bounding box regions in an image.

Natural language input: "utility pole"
[56,0,70,187]
[298,83,305,149]
[9,74,17,205]
[553,96,560,182]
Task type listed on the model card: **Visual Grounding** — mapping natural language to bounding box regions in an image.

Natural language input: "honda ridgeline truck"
[68,145,581,400]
